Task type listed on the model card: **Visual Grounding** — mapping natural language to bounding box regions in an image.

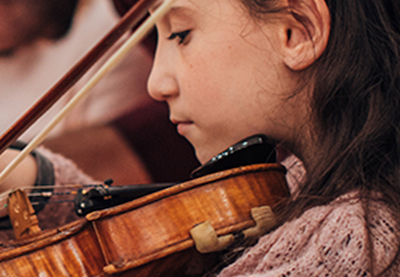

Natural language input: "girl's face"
[148,0,308,164]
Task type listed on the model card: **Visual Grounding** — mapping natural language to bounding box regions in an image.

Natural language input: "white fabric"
[0,0,152,141]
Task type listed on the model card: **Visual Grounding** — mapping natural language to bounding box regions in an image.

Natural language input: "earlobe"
[281,0,330,71]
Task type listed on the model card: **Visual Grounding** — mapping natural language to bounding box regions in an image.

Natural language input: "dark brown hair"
[240,0,400,220]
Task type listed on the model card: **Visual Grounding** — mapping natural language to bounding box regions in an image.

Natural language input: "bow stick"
[0,0,177,185]
[0,0,155,154]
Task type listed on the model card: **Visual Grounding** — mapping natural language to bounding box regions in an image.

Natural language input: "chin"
[195,152,208,165]
[194,148,213,165]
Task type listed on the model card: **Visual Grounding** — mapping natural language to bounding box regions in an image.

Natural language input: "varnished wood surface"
[0,220,106,276]
[0,164,289,276]
[90,163,289,274]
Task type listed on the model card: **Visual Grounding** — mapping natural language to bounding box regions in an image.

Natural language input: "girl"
[1,0,400,275]
[146,0,400,275]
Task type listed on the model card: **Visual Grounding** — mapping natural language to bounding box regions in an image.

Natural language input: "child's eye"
[168,30,191,44]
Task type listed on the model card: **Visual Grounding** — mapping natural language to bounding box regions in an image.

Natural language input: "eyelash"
[168,30,191,44]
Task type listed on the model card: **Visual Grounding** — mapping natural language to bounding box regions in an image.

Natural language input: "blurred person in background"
[0,0,199,185]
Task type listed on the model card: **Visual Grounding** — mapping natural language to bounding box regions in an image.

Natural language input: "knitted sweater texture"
[217,156,400,277]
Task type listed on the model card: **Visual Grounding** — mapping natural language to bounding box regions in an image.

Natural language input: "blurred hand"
[0,150,37,218]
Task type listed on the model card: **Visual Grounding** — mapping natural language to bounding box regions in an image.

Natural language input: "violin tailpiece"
[7,188,41,240]
[189,205,276,254]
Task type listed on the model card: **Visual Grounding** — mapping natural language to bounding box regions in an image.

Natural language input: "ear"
[280,0,331,71]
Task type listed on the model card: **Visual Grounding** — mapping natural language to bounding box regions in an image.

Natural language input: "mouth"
[171,119,193,136]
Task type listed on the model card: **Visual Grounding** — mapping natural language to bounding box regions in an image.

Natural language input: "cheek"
[179,53,227,103]
[182,47,234,92]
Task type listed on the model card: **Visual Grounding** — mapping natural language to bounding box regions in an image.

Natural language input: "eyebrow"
[149,2,191,17]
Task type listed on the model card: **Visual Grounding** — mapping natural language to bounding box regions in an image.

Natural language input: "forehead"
[149,0,213,31]
[149,0,220,15]
[149,0,250,26]
[150,0,191,14]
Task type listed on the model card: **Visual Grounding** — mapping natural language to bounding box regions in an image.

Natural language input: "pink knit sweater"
[218,157,400,276]
[218,193,400,276]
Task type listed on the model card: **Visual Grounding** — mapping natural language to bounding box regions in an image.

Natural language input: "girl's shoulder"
[218,192,400,277]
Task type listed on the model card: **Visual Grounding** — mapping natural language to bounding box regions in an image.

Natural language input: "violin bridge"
[7,188,41,240]
[189,205,276,254]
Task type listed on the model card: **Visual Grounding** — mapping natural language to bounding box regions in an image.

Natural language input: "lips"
[171,118,193,135]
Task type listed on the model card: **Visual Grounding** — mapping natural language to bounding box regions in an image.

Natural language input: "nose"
[147,43,179,102]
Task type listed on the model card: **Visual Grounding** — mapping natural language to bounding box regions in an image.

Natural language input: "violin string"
[1,199,76,211]
[30,199,75,205]
[0,182,104,202]
[30,183,104,190]
[28,191,79,197]
[0,190,74,203]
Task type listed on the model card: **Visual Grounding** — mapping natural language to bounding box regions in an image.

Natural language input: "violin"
[0,135,289,276]
[0,0,290,276]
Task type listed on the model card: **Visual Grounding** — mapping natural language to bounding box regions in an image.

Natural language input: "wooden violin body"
[0,163,289,276]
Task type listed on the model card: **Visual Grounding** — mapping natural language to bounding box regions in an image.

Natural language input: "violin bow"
[0,0,154,154]
[0,0,177,185]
